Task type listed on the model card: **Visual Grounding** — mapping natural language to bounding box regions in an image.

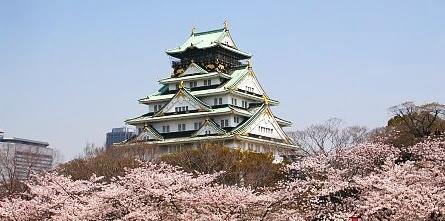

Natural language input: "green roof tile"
[165,28,251,58]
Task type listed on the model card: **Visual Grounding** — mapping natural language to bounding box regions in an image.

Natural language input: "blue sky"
[1,1,444,160]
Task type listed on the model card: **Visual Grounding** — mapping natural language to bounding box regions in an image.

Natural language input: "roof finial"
[179,80,184,89]
[224,20,229,30]
[144,123,148,128]
[262,95,270,106]
[191,26,196,36]
[247,59,252,69]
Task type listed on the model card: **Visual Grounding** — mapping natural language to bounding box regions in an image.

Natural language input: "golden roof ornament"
[191,26,196,36]
[247,59,252,69]
[262,95,270,106]
[179,80,184,89]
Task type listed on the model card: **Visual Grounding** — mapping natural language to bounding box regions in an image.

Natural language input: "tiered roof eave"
[138,89,280,106]
[139,65,280,106]
[165,27,252,59]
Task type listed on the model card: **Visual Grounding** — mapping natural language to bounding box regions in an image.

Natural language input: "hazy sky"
[1,1,444,160]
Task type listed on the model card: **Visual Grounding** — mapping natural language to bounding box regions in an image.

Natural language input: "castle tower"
[125,23,298,156]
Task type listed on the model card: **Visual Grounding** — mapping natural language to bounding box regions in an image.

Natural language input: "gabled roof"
[135,125,163,141]
[154,87,211,117]
[224,66,268,97]
[180,62,208,76]
[192,118,226,137]
[231,104,294,145]
[232,104,267,134]
[165,27,251,58]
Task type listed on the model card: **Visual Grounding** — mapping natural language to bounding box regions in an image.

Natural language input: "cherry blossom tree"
[1,139,444,220]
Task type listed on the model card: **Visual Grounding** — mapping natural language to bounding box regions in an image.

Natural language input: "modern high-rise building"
[0,131,53,181]
[105,126,137,148]
[124,23,298,156]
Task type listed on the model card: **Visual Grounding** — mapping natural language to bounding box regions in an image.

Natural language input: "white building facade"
[125,24,298,156]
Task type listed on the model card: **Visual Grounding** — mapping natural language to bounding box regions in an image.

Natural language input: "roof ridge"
[194,28,225,36]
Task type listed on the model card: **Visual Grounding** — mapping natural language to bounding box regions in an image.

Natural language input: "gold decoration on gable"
[175,68,184,75]
[262,95,270,106]
[206,63,215,70]
[217,64,225,71]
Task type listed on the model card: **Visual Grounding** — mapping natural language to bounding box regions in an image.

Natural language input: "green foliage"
[161,143,285,189]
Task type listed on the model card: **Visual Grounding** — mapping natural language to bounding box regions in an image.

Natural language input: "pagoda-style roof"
[166,27,251,59]
[140,66,280,106]
[124,24,298,151]
[126,105,252,124]
[139,87,279,106]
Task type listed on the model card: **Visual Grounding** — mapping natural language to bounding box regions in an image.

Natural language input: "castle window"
[259,126,273,134]
[220,119,229,127]
[234,116,240,123]
[162,125,170,133]
[194,122,202,130]
[204,79,211,86]
[178,124,186,132]
[175,106,188,112]
[214,98,218,105]
[231,98,238,106]
[189,81,197,88]
[241,101,248,108]
[218,98,223,105]
[248,143,254,151]
[154,104,162,112]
